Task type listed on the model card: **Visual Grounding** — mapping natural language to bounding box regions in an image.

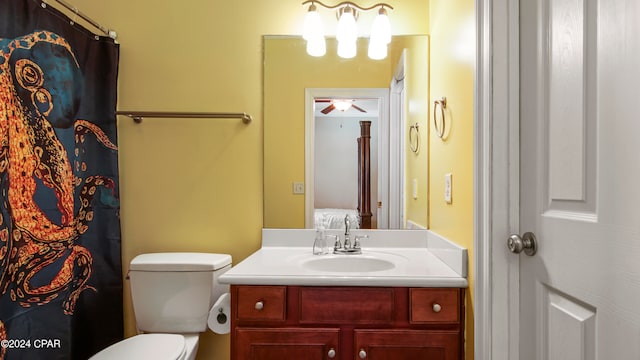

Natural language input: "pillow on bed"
[314,209,360,229]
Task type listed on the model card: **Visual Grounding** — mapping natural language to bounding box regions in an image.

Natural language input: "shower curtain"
[0,0,122,359]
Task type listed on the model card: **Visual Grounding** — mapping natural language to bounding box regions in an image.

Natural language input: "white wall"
[314,115,378,226]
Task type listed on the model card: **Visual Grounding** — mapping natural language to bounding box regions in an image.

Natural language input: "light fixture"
[303,2,326,56]
[370,6,391,44]
[303,3,322,40]
[302,1,393,60]
[336,6,358,42]
[336,6,357,58]
[368,6,391,59]
[333,99,353,111]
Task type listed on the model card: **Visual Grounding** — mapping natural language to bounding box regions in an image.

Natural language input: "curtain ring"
[70,7,79,26]
[409,123,420,153]
[433,96,447,139]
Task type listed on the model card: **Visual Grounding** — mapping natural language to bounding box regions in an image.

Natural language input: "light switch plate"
[444,173,452,203]
[412,178,418,199]
[293,182,305,194]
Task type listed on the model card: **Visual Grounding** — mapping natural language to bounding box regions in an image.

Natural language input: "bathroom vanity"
[219,229,468,360]
[231,285,463,359]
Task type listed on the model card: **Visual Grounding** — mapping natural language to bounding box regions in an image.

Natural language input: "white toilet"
[90,252,232,360]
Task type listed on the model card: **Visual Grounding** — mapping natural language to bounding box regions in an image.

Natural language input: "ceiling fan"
[315,99,367,114]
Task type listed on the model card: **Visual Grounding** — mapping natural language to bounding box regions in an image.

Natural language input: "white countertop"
[219,229,468,288]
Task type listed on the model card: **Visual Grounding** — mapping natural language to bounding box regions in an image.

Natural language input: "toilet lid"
[90,334,186,360]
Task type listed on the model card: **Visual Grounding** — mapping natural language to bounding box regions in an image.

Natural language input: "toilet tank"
[129,252,232,333]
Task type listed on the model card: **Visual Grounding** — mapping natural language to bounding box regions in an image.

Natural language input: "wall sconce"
[302,1,393,59]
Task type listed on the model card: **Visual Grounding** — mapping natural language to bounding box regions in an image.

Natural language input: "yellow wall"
[429,0,476,359]
[59,1,432,359]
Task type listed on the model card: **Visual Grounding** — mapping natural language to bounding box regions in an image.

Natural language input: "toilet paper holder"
[215,308,227,325]
[208,292,231,334]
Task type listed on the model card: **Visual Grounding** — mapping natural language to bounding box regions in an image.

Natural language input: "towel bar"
[116,111,252,124]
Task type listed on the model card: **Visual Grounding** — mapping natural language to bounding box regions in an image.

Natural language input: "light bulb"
[368,37,387,60]
[303,4,323,41]
[307,36,326,57]
[370,7,391,45]
[336,7,357,43]
[337,39,356,58]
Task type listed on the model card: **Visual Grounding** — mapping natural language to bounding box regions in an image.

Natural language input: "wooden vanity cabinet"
[230,285,465,360]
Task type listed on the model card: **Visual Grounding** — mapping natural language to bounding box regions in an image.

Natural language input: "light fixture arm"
[302,0,393,12]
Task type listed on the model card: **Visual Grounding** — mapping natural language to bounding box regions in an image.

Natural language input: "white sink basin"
[302,256,396,272]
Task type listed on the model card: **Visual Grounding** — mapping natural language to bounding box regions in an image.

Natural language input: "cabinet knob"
[432,303,442,313]
[359,349,367,359]
[327,348,336,358]
[255,301,264,310]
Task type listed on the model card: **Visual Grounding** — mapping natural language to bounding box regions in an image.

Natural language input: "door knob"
[508,232,537,256]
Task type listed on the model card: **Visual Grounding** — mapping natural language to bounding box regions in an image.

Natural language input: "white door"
[516,0,640,359]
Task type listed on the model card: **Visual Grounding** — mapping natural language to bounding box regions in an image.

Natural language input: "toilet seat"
[89,333,188,360]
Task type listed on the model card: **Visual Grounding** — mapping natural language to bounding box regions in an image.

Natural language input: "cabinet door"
[235,328,340,360]
[354,329,460,360]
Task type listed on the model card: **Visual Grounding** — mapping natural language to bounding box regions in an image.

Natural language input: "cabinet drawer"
[300,287,394,324]
[410,288,460,324]
[235,285,286,321]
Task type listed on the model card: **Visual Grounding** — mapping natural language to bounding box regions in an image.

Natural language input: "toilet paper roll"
[208,292,230,334]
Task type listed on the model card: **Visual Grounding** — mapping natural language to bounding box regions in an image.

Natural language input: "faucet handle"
[353,234,368,249]
[326,235,341,251]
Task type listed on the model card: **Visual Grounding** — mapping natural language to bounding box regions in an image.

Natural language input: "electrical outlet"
[444,173,452,203]
[293,182,305,194]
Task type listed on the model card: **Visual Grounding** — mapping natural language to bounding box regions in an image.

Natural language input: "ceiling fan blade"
[315,99,332,103]
[321,104,335,114]
[352,104,367,113]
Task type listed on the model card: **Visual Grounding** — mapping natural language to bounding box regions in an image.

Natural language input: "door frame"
[474,0,520,359]
[388,50,407,229]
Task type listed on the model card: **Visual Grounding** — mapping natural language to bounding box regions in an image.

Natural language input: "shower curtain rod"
[43,0,117,39]
[116,111,253,124]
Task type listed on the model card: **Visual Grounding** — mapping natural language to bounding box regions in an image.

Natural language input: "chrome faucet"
[344,215,351,248]
[333,215,362,254]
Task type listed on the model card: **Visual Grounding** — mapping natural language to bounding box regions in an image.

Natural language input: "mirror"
[264,35,429,229]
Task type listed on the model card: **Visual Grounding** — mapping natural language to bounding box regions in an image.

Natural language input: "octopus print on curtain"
[0,0,122,359]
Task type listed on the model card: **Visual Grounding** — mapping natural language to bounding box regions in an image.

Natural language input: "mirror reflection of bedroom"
[312,97,380,230]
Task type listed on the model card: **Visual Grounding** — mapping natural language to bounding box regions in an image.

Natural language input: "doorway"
[304,88,390,229]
